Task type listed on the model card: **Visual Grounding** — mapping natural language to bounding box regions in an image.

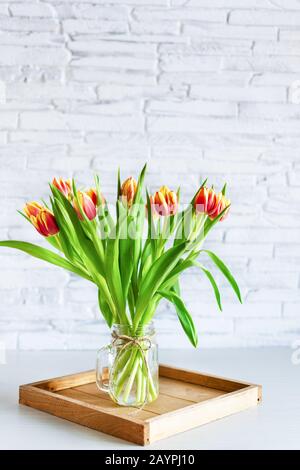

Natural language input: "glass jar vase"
[96,322,159,407]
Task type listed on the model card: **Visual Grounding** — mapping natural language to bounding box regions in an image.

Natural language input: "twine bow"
[111,331,152,411]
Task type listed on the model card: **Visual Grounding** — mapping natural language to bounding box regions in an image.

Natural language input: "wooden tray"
[19,365,262,446]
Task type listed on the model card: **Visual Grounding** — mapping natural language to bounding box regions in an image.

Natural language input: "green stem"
[114,348,131,372]
[111,346,158,406]
[122,354,140,402]
[136,362,143,404]
[141,350,157,399]
[114,348,138,396]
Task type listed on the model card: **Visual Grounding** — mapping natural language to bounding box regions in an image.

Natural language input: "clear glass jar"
[96,322,158,407]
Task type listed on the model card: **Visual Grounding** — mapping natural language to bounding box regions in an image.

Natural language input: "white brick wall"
[0,0,299,350]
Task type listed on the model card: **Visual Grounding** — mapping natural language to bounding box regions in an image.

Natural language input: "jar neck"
[112,322,155,338]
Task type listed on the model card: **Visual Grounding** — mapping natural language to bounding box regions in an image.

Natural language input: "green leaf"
[127,285,135,320]
[139,294,160,326]
[160,255,223,311]
[119,216,134,301]
[94,174,111,239]
[146,189,156,259]
[194,261,222,311]
[172,278,181,296]
[117,167,121,199]
[17,209,31,224]
[49,187,117,326]
[98,203,114,240]
[51,196,91,268]
[94,174,102,205]
[133,163,147,206]
[221,182,227,196]
[51,197,76,261]
[174,204,194,245]
[105,224,127,325]
[139,239,152,283]
[0,240,92,281]
[160,256,197,291]
[116,167,122,220]
[158,289,198,347]
[50,184,104,276]
[45,234,61,251]
[201,250,242,303]
[98,289,114,327]
[134,241,187,329]
[131,204,145,296]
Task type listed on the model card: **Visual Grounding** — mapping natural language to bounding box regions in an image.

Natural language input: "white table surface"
[1,348,299,450]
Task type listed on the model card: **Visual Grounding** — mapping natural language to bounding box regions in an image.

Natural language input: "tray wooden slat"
[72,381,195,414]
[159,376,224,402]
[59,388,157,420]
[19,364,262,445]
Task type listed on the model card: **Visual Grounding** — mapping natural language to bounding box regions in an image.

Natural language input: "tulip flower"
[27,208,59,237]
[152,186,178,216]
[209,194,230,221]
[23,202,59,237]
[52,177,72,198]
[194,187,230,222]
[73,191,97,221]
[194,187,219,217]
[120,177,137,208]
[24,202,58,236]
[24,201,44,218]
[86,188,105,207]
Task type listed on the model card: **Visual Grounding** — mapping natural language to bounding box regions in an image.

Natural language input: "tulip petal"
[24,201,43,218]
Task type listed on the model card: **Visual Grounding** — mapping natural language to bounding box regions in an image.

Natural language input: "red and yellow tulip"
[73,191,97,221]
[120,177,137,208]
[24,202,59,237]
[152,186,178,216]
[34,209,60,237]
[52,177,72,198]
[86,188,105,207]
[194,187,230,221]
[194,187,218,216]
[210,194,230,221]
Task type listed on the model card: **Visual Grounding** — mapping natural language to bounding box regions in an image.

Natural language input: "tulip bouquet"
[0,165,241,407]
